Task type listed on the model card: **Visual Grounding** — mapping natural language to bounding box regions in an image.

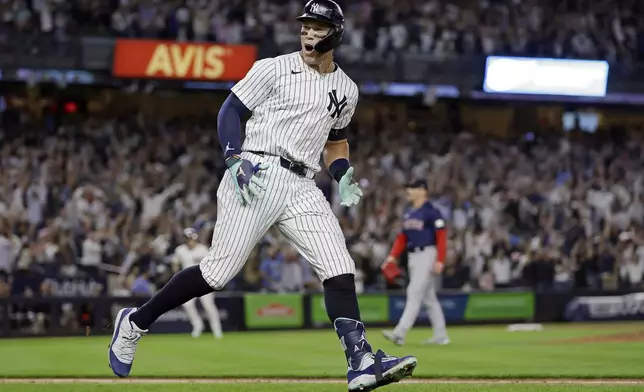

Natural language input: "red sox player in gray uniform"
[382,180,450,345]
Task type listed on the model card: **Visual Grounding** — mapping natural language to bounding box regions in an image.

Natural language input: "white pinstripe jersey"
[231,51,359,172]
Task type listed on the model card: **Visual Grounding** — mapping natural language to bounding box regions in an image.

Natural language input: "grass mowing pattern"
[0,323,642,379]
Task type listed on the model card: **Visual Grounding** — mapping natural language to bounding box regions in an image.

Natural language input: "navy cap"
[405,179,428,190]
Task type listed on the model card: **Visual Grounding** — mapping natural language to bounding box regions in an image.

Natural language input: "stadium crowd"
[1,0,643,62]
[0,0,643,300]
[1,92,644,300]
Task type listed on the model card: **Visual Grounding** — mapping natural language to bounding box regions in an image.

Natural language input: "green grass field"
[1,322,643,392]
[4,385,644,392]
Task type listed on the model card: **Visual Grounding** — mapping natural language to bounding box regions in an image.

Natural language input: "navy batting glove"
[225,155,270,205]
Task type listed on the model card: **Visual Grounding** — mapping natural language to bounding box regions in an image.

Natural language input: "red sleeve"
[435,228,447,263]
[389,232,407,258]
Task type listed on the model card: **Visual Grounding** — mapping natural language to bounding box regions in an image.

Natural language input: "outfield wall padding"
[1,289,642,337]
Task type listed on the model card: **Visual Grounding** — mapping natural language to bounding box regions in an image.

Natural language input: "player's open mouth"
[304,44,314,54]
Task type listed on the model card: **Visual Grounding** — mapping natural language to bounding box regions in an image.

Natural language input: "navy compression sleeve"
[217,92,250,159]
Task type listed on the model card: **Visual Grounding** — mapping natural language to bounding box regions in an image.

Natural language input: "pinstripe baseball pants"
[200,151,355,288]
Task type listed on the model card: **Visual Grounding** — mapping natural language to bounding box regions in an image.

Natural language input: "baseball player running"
[172,228,223,339]
[381,180,450,346]
[108,1,417,390]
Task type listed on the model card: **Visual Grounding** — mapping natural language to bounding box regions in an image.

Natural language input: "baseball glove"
[381,261,403,284]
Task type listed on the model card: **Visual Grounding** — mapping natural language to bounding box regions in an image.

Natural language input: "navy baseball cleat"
[333,317,417,392]
[347,349,417,391]
[108,307,147,378]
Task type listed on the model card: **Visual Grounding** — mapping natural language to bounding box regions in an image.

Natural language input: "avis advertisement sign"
[244,294,304,329]
[112,39,257,81]
[564,292,644,321]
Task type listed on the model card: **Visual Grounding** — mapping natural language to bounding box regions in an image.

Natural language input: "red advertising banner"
[112,39,257,81]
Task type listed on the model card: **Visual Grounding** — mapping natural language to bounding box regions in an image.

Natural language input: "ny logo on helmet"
[310,3,329,17]
[327,89,347,119]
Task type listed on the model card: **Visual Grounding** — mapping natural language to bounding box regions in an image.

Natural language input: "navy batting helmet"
[296,0,344,54]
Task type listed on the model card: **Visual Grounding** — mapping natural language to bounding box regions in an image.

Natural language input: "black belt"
[247,150,309,177]
[409,246,428,253]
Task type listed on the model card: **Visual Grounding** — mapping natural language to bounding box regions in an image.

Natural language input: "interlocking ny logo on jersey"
[327,90,347,119]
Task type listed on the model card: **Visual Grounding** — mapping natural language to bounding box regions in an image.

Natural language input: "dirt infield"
[1,378,644,385]
[550,331,644,344]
